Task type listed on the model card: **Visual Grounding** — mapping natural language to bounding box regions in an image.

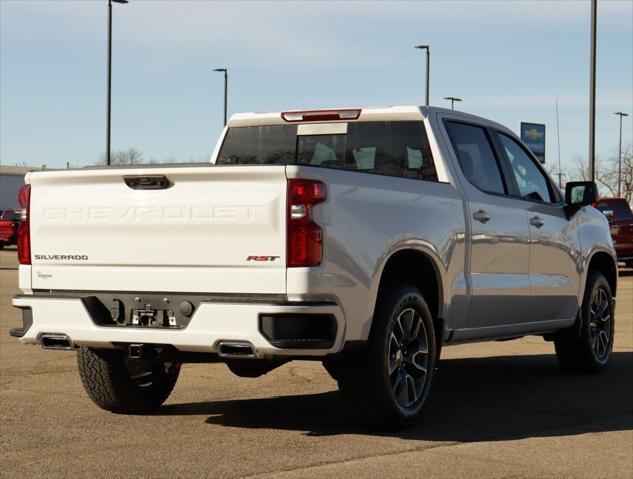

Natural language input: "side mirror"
[565,181,598,206]
[564,181,598,217]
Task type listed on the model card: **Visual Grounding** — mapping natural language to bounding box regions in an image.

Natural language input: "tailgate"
[28,165,287,294]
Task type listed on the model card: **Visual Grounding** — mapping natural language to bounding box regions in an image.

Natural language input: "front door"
[495,132,581,322]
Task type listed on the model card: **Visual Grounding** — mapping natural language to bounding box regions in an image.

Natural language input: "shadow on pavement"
[159,352,633,441]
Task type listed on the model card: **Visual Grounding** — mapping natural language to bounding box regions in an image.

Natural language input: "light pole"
[615,112,629,197]
[414,45,430,107]
[589,0,597,181]
[106,0,128,166]
[556,98,563,189]
[443,96,462,110]
[213,68,228,126]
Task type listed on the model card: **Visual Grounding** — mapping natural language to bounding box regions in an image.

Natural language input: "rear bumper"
[11,294,345,358]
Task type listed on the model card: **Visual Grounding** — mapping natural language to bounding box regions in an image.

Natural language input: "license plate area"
[131,307,178,328]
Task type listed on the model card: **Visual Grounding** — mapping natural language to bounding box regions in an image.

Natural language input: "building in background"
[0,166,38,210]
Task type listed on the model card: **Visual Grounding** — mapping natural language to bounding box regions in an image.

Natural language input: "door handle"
[124,175,172,190]
[530,216,545,228]
[473,210,491,223]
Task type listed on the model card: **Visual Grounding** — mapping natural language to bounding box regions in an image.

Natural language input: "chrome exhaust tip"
[217,341,259,359]
[39,334,73,350]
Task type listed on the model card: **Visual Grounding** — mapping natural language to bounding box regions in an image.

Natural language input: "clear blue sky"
[1,0,631,174]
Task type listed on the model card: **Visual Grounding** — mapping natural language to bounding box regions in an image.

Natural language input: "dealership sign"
[520,122,546,164]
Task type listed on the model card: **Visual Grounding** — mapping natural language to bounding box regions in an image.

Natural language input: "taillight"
[287,179,326,267]
[17,184,31,265]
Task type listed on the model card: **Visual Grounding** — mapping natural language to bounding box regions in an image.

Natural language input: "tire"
[336,282,436,428]
[77,347,180,413]
[554,271,615,373]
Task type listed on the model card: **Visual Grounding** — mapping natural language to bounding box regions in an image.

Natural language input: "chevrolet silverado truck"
[10,106,617,427]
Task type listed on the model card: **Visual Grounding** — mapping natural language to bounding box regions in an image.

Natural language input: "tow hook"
[129,344,144,359]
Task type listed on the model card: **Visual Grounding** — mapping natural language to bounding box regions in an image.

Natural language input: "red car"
[594,198,633,267]
[0,209,20,249]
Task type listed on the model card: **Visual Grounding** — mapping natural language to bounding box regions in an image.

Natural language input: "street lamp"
[106,0,128,166]
[414,45,430,107]
[615,112,629,197]
[443,96,462,110]
[213,68,228,126]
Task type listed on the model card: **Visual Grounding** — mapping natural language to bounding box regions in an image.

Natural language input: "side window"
[499,134,553,203]
[446,122,506,195]
[346,121,438,181]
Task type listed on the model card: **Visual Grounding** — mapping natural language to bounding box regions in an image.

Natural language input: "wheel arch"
[368,248,446,344]
[586,250,618,298]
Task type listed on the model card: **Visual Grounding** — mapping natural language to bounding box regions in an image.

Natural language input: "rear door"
[444,120,533,328]
[28,165,288,294]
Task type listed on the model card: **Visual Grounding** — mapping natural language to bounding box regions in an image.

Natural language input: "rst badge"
[246,256,280,262]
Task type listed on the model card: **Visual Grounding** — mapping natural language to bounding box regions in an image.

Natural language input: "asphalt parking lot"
[1,246,631,479]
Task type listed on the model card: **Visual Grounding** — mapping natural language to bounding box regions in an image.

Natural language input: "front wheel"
[554,271,615,373]
[77,347,180,413]
[337,282,436,428]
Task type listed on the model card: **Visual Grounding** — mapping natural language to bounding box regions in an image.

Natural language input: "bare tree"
[564,144,632,202]
[594,145,633,202]
[623,144,633,203]
[97,150,209,165]
[607,144,632,203]
[100,147,144,165]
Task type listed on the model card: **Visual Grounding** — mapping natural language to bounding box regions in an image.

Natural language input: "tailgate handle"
[124,175,172,190]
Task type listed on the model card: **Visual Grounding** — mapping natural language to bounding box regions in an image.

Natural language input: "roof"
[226,105,508,132]
[0,165,43,176]
[228,106,423,127]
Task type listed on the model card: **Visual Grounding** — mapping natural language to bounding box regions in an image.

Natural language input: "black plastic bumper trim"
[259,313,337,350]
[9,306,32,338]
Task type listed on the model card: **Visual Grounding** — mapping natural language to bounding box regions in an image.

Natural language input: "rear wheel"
[336,282,436,428]
[77,347,180,413]
[554,271,614,373]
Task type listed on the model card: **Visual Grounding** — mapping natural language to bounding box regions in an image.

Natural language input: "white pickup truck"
[11,106,617,428]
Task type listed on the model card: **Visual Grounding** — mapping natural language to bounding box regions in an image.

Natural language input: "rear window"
[217,121,438,181]
[217,125,297,165]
